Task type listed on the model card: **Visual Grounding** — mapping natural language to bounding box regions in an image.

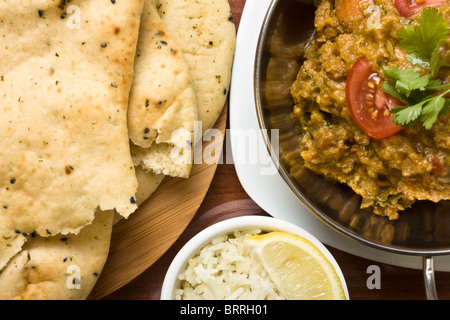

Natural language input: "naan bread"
[128,1,198,178]
[149,0,236,132]
[0,231,27,272]
[134,166,166,207]
[0,163,165,300]
[0,0,144,239]
[113,166,165,225]
[0,210,114,300]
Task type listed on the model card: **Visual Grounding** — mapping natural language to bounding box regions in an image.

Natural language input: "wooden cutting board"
[89,106,227,299]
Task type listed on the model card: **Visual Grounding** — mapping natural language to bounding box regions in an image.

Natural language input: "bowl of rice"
[160,215,349,300]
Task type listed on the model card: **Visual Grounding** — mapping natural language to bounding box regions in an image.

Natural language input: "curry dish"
[291,0,449,220]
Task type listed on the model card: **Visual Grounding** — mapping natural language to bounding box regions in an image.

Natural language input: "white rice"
[175,229,286,300]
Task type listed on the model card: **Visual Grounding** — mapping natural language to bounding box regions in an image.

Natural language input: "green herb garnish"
[382,7,450,130]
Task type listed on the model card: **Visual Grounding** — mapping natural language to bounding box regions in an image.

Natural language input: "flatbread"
[128,0,198,178]
[0,231,27,273]
[0,0,144,239]
[113,166,165,225]
[0,162,165,300]
[149,0,236,132]
[134,166,165,207]
[0,210,114,300]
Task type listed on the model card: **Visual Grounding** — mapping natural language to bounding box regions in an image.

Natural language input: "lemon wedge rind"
[245,231,346,300]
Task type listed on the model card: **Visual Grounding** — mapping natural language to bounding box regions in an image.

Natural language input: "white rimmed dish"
[160,215,349,300]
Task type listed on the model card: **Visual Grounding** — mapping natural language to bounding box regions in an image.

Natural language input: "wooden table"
[102,0,450,300]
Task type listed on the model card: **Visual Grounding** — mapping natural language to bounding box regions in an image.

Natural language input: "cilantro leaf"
[430,46,450,78]
[425,80,450,91]
[391,89,450,129]
[420,95,446,130]
[381,81,409,104]
[444,98,450,115]
[383,7,450,131]
[406,52,430,69]
[391,101,425,127]
[391,102,427,127]
[399,8,449,62]
[383,66,430,97]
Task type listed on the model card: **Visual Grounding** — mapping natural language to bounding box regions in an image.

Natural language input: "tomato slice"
[395,0,446,17]
[335,0,373,26]
[345,58,404,139]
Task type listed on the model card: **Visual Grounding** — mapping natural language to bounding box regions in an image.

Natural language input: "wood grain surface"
[99,0,450,300]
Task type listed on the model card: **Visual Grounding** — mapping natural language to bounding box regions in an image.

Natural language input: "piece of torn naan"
[129,0,198,179]
[149,0,236,133]
[0,0,143,241]
[0,0,144,277]
[0,210,114,300]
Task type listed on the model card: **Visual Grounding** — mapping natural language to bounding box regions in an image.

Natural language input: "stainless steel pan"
[254,0,450,300]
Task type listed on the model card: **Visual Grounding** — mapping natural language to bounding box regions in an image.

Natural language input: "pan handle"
[423,256,438,300]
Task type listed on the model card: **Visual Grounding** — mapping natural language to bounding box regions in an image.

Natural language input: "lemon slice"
[245,231,346,300]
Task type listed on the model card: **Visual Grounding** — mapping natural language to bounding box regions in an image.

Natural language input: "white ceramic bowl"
[160,215,349,300]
